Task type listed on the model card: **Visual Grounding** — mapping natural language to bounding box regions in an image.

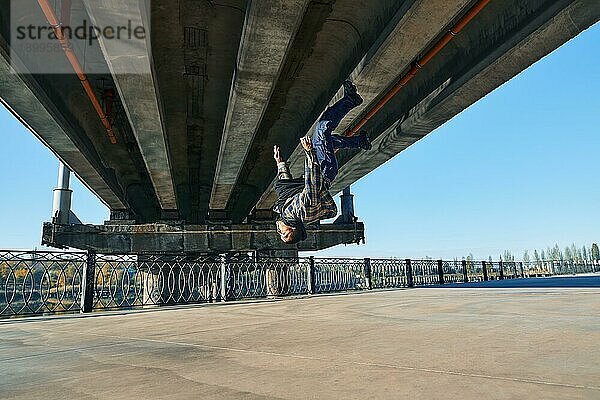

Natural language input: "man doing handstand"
[273,80,372,244]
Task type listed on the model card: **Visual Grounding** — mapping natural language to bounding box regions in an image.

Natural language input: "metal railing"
[1,250,598,318]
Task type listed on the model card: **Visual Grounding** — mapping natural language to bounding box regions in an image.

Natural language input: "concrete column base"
[257,250,298,297]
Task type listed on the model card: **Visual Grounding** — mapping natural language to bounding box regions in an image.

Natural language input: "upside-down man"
[273,80,372,244]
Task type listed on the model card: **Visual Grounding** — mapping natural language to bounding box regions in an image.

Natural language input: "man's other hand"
[300,136,312,152]
[273,145,283,163]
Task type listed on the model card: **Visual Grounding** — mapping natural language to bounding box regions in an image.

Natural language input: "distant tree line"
[496,243,599,263]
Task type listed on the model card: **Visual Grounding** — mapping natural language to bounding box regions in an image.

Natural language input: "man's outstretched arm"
[273,145,292,180]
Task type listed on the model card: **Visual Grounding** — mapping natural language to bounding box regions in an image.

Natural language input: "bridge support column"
[257,250,297,297]
[52,163,72,225]
[335,187,356,224]
[140,255,168,306]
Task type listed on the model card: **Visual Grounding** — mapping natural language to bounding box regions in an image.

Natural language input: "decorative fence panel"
[371,259,407,288]
[0,251,86,316]
[411,260,439,286]
[1,250,598,318]
[93,254,223,309]
[314,258,366,293]
[442,260,463,284]
[465,261,485,282]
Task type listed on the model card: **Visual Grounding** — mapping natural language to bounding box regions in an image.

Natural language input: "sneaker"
[343,80,363,107]
[358,131,372,151]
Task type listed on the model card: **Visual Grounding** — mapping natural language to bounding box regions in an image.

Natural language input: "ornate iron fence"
[1,250,598,318]
[314,258,366,293]
[441,260,463,283]
[371,259,407,288]
[0,251,86,316]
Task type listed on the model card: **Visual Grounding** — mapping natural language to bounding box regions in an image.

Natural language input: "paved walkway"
[1,275,599,399]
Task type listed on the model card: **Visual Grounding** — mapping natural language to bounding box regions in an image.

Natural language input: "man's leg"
[311,120,338,185]
[311,81,363,184]
[311,118,370,184]
[317,80,363,133]
[330,133,367,150]
[318,97,356,133]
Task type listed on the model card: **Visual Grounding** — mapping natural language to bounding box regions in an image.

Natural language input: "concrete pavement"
[1,276,599,399]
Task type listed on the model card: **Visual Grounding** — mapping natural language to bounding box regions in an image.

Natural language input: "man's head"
[276,219,307,244]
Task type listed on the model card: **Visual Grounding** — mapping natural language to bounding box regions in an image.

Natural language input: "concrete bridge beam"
[83,0,178,211]
[329,0,600,194]
[209,0,311,212]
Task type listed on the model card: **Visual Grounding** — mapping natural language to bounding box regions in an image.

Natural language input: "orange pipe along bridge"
[0,0,598,255]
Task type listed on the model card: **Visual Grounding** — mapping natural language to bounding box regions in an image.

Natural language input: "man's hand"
[300,136,312,152]
[273,145,283,163]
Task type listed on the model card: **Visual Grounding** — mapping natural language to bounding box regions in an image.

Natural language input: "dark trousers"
[312,95,363,185]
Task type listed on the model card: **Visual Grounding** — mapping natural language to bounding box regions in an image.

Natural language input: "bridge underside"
[0,0,598,253]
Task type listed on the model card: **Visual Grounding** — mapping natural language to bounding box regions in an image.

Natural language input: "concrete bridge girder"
[209,0,311,212]
[83,0,178,211]
[0,3,168,220]
[154,0,248,223]
[330,0,600,194]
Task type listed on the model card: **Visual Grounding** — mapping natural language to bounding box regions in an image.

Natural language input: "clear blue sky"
[1,23,598,259]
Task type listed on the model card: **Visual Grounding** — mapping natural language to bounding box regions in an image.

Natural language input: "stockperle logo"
[10,0,152,75]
